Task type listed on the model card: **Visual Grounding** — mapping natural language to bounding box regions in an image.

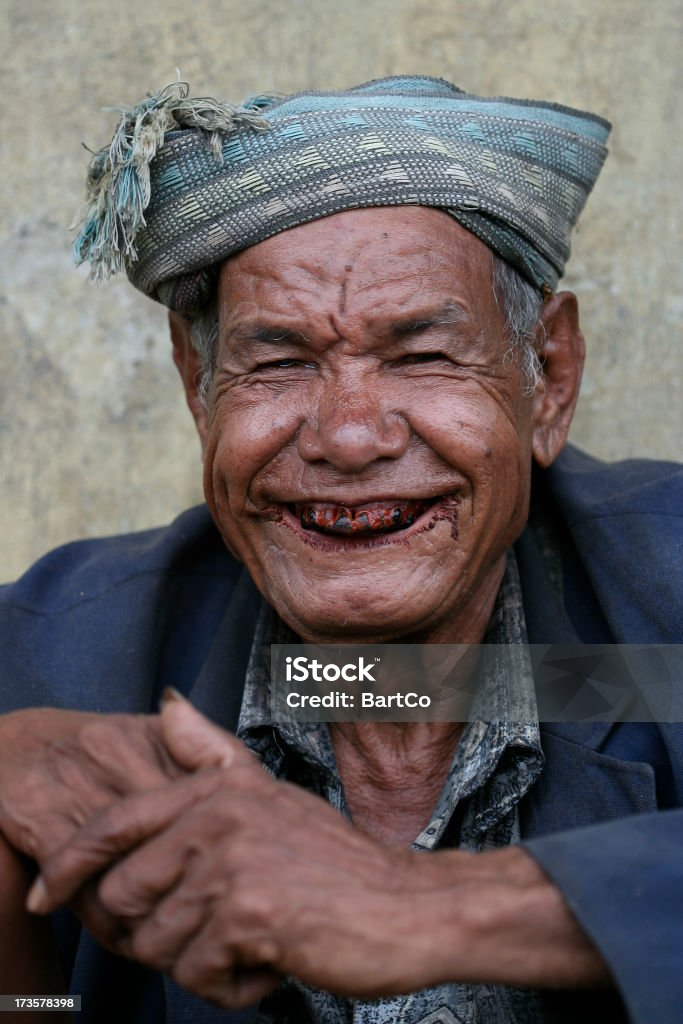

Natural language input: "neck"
[331,720,463,773]
[330,720,463,845]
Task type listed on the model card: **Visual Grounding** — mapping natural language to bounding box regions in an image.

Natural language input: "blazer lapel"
[187,568,263,731]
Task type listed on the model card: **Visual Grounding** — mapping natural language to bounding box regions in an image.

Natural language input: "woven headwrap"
[75,76,611,312]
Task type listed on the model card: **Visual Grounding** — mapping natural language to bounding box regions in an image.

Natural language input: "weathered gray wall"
[1,0,681,580]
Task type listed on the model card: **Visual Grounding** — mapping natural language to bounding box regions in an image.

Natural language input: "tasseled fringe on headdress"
[73,81,276,280]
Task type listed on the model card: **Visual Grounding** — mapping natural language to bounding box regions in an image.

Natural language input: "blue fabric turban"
[74,76,611,312]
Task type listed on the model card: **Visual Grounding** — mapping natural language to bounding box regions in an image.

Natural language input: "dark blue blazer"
[1,446,681,1023]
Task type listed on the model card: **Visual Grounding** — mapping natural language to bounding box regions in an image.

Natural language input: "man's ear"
[531,291,585,467]
[169,311,209,451]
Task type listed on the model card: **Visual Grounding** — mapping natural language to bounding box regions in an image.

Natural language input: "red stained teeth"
[294,500,433,535]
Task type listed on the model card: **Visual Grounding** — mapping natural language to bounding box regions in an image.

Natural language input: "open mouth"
[291,498,438,537]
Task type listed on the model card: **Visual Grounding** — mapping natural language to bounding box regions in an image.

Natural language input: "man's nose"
[296,381,410,473]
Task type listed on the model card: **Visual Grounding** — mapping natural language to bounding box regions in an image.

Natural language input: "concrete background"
[1,0,681,580]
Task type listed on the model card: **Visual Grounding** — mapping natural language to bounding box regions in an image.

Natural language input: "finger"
[93,786,270,922]
[69,880,130,955]
[28,770,225,914]
[160,694,256,772]
[206,967,282,1010]
[172,916,283,1009]
[90,792,279,962]
[117,886,209,969]
[95,820,199,922]
[107,828,241,968]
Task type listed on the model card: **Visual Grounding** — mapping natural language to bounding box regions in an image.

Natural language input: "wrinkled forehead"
[216,207,498,325]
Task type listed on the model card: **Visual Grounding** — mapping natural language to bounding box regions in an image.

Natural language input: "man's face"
[200,208,539,643]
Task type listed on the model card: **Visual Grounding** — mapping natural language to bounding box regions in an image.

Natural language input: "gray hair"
[189,302,220,405]
[189,254,544,404]
[491,256,545,395]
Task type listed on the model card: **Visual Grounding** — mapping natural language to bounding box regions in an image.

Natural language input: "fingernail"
[161,686,186,707]
[26,876,48,915]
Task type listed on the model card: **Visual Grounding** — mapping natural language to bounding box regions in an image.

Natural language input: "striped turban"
[75,76,611,313]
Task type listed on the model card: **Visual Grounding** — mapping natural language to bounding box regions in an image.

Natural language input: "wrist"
[404,846,613,990]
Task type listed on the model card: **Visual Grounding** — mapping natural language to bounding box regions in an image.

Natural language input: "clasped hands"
[0,697,610,1009]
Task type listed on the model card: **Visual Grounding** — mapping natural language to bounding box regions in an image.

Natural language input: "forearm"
[408,845,612,991]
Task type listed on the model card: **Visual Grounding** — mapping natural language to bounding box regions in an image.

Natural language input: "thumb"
[160,690,251,772]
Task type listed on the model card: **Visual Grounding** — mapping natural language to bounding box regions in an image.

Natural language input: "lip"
[270,493,460,550]
[264,492,451,507]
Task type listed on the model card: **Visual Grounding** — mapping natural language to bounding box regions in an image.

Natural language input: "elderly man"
[0,77,681,1024]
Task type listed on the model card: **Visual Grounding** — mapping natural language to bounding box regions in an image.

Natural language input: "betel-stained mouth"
[291,498,438,537]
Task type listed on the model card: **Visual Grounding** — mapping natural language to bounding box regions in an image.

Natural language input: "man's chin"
[262,573,455,644]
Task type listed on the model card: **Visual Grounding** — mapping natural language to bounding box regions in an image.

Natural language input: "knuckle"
[230,881,273,925]
[97,870,143,918]
[40,818,117,894]
[172,958,200,991]
[152,899,187,934]
[127,926,164,967]
[83,802,124,843]
[238,935,281,967]
[89,797,146,849]
[216,836,257,880]
[182,941,233,983]
[39,851,71,892]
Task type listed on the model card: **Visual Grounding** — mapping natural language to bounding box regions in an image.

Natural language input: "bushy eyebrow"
[226,325,311,347]
[224,301,471,347]
[389,302,472,337]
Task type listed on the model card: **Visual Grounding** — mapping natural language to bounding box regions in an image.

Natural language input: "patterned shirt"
[237,552,545,1024]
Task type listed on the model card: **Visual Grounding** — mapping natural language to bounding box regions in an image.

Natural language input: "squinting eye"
[400,352,448,364]
[258,359,316,370]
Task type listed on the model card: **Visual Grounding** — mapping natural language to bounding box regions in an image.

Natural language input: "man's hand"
[0,708,182,863]
[29,698,612,1009]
